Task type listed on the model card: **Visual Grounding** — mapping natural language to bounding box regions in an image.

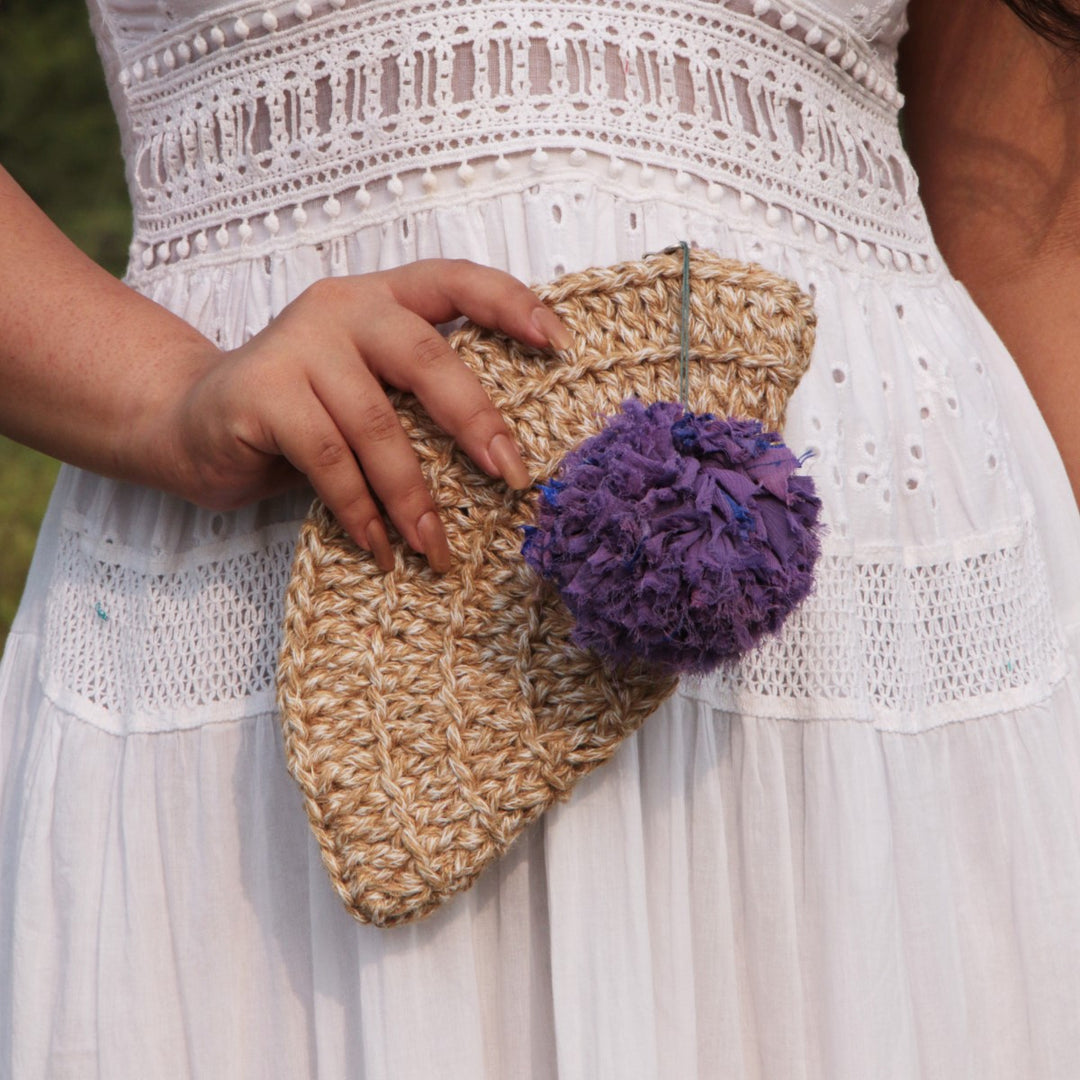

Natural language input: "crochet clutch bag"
[276,248,817,927]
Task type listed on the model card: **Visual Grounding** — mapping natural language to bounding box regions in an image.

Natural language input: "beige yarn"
[277,248,817,927]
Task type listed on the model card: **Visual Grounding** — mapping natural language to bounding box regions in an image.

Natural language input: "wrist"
[114,337,224,499]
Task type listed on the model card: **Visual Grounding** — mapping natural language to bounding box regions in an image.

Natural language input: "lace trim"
[42,515,1064,735]
[41,521,297,734]
[689,518,1067,733]
[108,0,932,273]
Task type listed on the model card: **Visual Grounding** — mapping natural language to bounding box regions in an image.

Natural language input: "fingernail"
[488,432,531,490]
[531,306,573,351]
[365,519,395,573]
[417,510,452,574]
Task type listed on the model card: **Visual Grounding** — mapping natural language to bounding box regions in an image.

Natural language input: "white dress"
[3,0,1080,1076]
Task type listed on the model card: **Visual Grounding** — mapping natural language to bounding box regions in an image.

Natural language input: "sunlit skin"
[901,0,1080,503]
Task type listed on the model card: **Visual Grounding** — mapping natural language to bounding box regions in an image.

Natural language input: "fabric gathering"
[2,0,1080,1077]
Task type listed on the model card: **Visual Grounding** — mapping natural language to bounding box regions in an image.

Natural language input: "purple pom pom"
[522,399,822,673]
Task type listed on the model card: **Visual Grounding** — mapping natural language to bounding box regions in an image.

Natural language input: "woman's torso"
[19,0,1074,738]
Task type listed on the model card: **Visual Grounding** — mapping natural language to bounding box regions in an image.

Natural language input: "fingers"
[306,356,452,570]
[251,261,574,574]
[380,259,573,355]
[350,305,532,490]
[270,391,406,573]
[358,260,573,491]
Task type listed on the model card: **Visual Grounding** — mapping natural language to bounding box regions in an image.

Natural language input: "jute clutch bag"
[277,247,817,927]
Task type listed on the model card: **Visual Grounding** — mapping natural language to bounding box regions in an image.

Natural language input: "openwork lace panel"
[692,520,1067,733]
[43,515,1065,734]
[41,522,298,733]
[97,0,933,275]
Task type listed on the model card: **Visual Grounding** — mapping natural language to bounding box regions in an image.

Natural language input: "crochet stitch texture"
[276,248,816,926]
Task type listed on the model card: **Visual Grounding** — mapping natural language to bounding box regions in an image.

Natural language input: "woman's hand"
[0,168,571,572]
[161,260,572,572]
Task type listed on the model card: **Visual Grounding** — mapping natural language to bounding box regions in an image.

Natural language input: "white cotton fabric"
[3,0,1080,1077]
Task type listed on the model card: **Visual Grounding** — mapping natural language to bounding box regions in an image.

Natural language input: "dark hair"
[1001,0,1080,49]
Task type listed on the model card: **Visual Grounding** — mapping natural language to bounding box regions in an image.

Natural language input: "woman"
[1,0,1079,1075]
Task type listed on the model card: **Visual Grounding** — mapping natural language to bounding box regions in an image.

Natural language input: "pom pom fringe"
[522,399,822,673]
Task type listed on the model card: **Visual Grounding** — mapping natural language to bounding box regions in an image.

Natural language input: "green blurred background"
[0,0,131,650]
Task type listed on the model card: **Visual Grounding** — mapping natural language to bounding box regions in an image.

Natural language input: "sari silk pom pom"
[522,399,823,673]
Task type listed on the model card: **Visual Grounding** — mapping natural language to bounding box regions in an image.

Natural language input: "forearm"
[900,0,1080,499]
[0,165,218,489]
[0,164,561,569]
